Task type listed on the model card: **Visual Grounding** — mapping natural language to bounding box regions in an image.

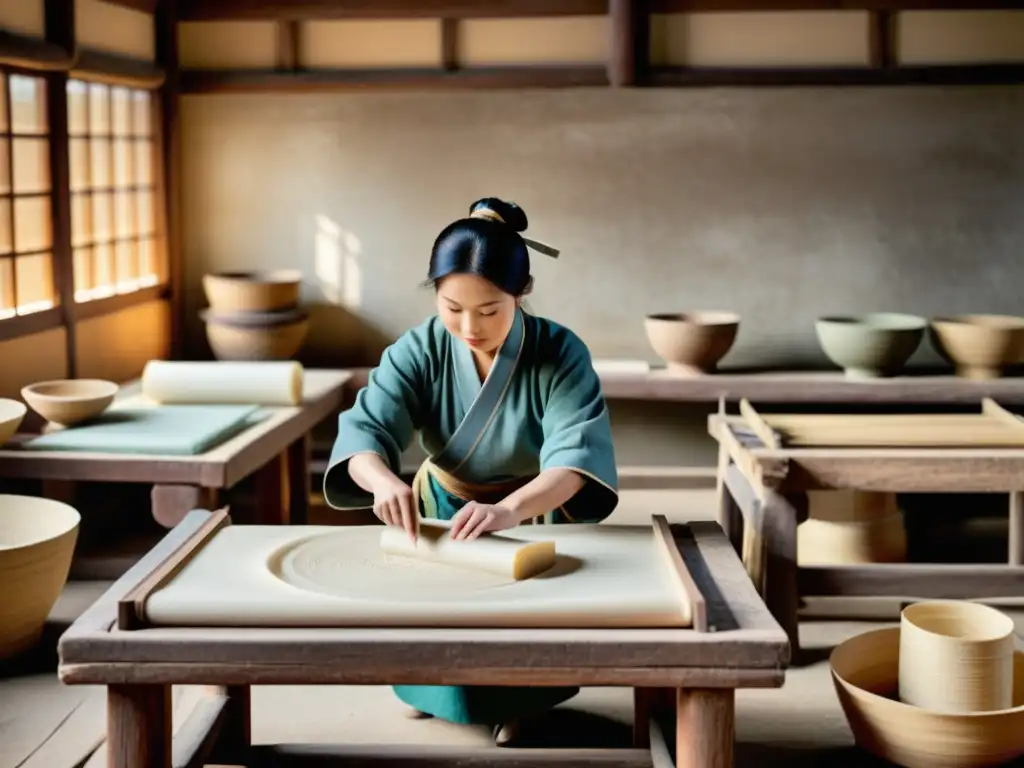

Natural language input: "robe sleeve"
[538,333,619,524]
[322,332,427,510]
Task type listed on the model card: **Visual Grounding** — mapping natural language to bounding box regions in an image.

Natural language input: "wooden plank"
[60,661,786,688]
[249,744,653,767]
[652,515,707,631]
[776,451,1024,493]
[118,508,231,629]
[180,66,609,93]
[799,563,1024,598]
[653,0,1024,8]
[982,397,1024,431]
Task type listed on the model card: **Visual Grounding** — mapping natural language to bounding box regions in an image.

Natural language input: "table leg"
[633,687,675,747]
[1010,492,1023,566]
[151,485,220,528]
[204,684,251,763]
[762,491,804,654]
[108,684,171,768]
[253,452,288,525]
[675,689,735,768]
[287,434,312,526]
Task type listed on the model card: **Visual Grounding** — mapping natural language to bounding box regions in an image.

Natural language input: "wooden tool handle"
[117,506,232,630]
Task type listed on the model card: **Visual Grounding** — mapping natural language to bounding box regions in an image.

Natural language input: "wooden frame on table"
[710,399,1024,653]
[0,369,351,528]
[57,509,790,768]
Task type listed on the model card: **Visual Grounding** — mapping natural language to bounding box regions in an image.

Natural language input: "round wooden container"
[201,308,310,361]
[0,398,26,446]
[798,490,907,565]
[831,627,1024,768]
[0,495,80,660]
[21,379,118,427]
[202,270,303,314]
[899,601,1015,714]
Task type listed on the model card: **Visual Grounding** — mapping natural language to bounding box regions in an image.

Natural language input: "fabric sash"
[412,459,533,520]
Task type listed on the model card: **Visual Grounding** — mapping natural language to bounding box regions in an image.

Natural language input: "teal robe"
[323,308,619,726]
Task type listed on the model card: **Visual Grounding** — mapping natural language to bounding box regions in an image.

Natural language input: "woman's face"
[436,273,518,356]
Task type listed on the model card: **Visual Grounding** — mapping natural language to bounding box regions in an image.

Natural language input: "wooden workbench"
[57,509,790,768]
[708,406,1024,651]
[0,369,351,527]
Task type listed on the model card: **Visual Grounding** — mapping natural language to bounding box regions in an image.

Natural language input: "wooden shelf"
[331,365,1024,405]
[597,369,1024,404]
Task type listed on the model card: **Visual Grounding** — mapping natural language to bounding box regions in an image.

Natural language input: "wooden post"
[676,688,735,768]
[108,685,172,768]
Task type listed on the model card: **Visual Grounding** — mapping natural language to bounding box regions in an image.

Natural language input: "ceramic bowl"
[21,379,119,427]
[203,270,303,314]
[0,494,80,660]
[0,398,27,446]
[815,313,927,379]
[202,309,310,361]
[830,626,1024,768]
[644,311,740,376]
[929,314,1024,380]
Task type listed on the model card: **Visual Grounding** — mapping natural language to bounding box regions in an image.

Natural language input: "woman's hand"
[449,502,520,540]
[370,475,418,540]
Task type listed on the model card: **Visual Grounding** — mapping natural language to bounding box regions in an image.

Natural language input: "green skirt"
[396,474,578,726]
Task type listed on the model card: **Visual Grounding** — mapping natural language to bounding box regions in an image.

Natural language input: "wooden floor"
[3,487,1022,768]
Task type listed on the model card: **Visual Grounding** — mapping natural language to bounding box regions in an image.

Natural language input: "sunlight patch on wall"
[315,214,362,310]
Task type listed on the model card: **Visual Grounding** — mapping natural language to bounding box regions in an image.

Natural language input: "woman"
[323,196,619,746]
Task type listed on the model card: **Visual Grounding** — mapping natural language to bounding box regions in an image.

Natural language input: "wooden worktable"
[0,369,351,527]
[57,509,789,768]
[707,411,1024,651]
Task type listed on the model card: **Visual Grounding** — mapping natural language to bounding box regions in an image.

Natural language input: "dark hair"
[425,197,532,296]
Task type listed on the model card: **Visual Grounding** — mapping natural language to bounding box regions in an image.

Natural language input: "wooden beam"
[869,10,895,69]
[0,28,72,71]
[179,0,608,20]
[180,66,609,93]
[177,0,1024,20]
[155,0,183,360]
[646,63,1024,87]
[441,18,459,72]
[72,48,165,88]
[275,21,301,71]
[103,0,159,12]
[651,0,1024,8]
[0,306,64,342]
[608,0,642,87]
[45,0,76,376]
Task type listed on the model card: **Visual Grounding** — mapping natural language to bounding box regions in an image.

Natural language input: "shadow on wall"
[301,213,394,367]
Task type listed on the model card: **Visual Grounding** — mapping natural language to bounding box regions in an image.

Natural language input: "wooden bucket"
[899,601,1015,714]
[0,495,80,660]
[798,490,907,565]
[831,627,1024,768]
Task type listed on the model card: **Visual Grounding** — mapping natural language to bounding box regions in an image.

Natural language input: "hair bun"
[470,197,528,233]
